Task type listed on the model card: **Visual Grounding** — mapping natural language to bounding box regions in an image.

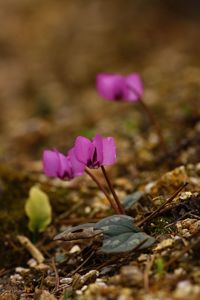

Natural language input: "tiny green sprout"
[63,287,73,300]
[25,185,52,233]
[155,256,165,278]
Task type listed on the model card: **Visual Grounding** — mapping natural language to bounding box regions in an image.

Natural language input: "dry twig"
[138,182,188,227]
[17,235,44,264]
[52,257,60,292]
[143,254,155,291]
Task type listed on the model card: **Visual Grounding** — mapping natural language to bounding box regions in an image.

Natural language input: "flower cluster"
[96,73,144,102]
[74,134,116,168]
[43,72,144,181]
[43,134,116,180]
[41,70,162,246]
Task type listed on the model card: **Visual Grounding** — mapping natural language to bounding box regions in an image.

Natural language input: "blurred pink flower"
[43,149,85,180]
[96,73,143,102]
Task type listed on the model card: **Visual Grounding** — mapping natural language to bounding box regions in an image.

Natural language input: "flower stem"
[138,98,166,152]
[128,85,167,152]
[85,168,120,214]
[101,166,125,214]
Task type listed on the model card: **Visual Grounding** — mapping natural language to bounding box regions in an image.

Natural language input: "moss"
[147,216,175,235]
[45,187,74,214]
[0,165,34,267]
[0,165,33,225]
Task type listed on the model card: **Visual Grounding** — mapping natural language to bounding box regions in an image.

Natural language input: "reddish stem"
[85,168,120,214]
[128,85,167,152]
[139,98,166,152]
[101,166,125,215]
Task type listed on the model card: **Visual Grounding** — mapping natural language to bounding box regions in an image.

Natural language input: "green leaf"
[63,287,73,300]
[95,215,155,253]
[95,215,140,235]
[25,186,52,233]
[53,215,155,254]
[55,253,67,264]
[123,191,144,209]
[155,257,165,277]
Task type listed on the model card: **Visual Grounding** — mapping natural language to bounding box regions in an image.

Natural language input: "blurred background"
[0,0,200,163]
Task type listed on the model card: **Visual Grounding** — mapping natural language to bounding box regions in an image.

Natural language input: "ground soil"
[0,1,200,299]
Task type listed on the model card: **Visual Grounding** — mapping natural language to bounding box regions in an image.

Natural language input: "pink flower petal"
[74,136,92,164]
[43,150,60,177]
[57,152,72,178]
[125,73,144,101]
[96,73,125,101]
[92,134,103,165]
[68,148,85,176]
[102,137,116,166]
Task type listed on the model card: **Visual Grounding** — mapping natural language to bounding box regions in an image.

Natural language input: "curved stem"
[85,168,120,214]
[101,166,125,215]
[127,85,167,152]
[139,98,166,152]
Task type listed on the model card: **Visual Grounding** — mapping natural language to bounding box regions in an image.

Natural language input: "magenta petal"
[96,74,125,101]
[43,149,72,179]
[74,136,92,164]
[43,150,60,177]
[125,73,144,101]
[68,148,85,176]
[57,152,71,178]
[102,137,116,166]
[92,134,103,165]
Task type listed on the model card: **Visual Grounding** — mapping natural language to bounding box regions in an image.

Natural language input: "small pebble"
[15,267,29,274]
[10,274,23,284]
[27,258,37,267]
[154,238,174,251]
[138,254,149,262]
[176,218,200,237]
[179,191,192,200]
[60,277,73,284]
[33,263,50,271]
[70,245,81,253]
[85,206,91,214]
[174,268,186,276]
[120,265,143,286]
[173,280,200,298]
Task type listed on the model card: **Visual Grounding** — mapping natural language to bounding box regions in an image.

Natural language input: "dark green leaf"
[123,191,144,209]
[101,231,155,253]
[54,215,155,254]
[95,215,155,253]
[95,215,139,234]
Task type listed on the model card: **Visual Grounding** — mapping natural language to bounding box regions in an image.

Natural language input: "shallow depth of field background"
[0,0,200,163]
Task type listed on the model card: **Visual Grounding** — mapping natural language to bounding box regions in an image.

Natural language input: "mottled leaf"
[54,223,96,241]
[54,215,155,254]
[95,215,140,236]
[95,215,155,253]
[123,191,144,209]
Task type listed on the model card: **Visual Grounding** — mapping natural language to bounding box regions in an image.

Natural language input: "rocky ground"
[0,1,200,299]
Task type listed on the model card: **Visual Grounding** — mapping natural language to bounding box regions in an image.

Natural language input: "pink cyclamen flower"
[96,73,144,102]
[74,134,116,169]
[43,149,85,180]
